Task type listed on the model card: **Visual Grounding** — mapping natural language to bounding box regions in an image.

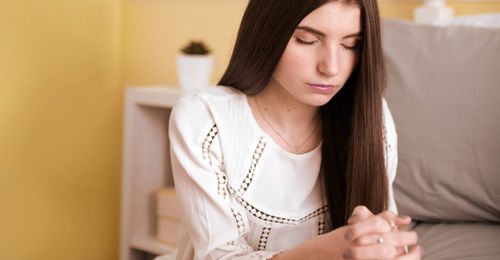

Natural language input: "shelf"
[126,86,183,108]
[121,85,218,260]
[121,86,183,260]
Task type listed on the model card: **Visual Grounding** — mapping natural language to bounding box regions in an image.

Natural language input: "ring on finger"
[376,237,384,244]
[388,220,398,230]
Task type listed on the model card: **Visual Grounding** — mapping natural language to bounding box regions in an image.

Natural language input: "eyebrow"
[296,25,362,39]
[297,26,326,37]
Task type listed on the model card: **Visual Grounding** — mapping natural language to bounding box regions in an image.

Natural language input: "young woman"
[167,0,421,259]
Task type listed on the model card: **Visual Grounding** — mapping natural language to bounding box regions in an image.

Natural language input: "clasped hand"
[341,206,422,260]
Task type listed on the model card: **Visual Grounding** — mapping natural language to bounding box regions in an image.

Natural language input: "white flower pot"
[176,55,214,90]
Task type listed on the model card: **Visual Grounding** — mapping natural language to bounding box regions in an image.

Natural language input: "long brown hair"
[218,0,388,229]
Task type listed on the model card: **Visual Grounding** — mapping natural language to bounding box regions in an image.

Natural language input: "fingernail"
[342,249,352,259]
[344,230,353,240]
[348,214,359,223]
[399,215,411,220]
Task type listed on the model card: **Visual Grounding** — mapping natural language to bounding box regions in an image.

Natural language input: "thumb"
[347,205,374,225]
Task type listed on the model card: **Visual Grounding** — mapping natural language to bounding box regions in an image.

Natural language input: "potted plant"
[176,40,214,90]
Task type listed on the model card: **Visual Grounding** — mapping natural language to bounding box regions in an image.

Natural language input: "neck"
[248,79,322,153]
[254,79,320,129]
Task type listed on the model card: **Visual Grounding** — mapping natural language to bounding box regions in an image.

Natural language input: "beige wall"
[0,1,122,259]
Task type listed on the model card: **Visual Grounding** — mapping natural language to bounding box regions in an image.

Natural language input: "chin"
[303,94,334,107]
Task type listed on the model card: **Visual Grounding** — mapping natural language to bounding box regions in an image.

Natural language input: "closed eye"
[342,42,362,50]
[295,37,318,46]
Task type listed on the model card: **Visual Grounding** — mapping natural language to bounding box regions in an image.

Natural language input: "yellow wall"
[1,0,498,259]
[0,1,122,259]
[124,1,246,86]
[124,0,500,87]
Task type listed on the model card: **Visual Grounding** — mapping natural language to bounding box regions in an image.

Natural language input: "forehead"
[298,2,361,37]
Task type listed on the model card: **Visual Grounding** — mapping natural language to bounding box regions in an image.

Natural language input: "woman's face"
[270,1,362,107]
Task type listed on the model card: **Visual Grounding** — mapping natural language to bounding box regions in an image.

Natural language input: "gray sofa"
[382,19,500,259]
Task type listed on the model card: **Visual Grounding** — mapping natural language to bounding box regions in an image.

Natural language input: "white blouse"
[166,86,398,260]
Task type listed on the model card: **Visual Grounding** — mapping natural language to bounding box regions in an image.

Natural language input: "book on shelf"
[157,187,181,246]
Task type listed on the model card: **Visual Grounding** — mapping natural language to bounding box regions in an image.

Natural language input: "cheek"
[339,51,359,76]
[274,45,315,80]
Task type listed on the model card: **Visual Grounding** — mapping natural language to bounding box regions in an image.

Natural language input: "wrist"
[271,239,319,260]
[272,226,351,260]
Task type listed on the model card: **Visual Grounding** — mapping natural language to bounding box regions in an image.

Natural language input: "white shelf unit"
[120,86,184,260]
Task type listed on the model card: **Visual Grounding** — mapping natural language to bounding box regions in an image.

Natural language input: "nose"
[317,46,339,77]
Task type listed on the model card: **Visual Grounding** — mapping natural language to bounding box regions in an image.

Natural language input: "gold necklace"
[254,96,320,153]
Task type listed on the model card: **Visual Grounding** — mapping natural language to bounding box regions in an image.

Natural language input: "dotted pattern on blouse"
[229,186,328,226]
[238,137,267,194]
[257,227,271,250]
[202,124,218,166]
[216,172,228,198]
[201,124,228,198]
[382,123,392,172]
[224,240,253,256]
[318,213,326,235]
[383,124,391,152]
[231,208,246,235]
[225,240,248,250]
[217,158,229,198]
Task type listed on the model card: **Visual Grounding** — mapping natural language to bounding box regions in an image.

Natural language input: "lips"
[306,83,340,93]
[307,83,336,88]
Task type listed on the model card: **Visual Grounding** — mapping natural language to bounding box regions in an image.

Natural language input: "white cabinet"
[120,86,183,260]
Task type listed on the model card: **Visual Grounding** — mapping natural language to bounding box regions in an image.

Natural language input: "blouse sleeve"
[168,94,281,259]
[382,98,399,214]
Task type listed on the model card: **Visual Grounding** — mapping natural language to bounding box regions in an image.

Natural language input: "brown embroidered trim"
[238,137,267,194]
[383,124,391,151]
[229,186,328,225]
[201,124,228,198]
[231,208,246,235]
[216,171,228,198]
[257,227,271,250]
[225,240,252,256]
[298,206,329,223]
[318,213,326,235]
[218,156,229,198]
[202,124,218,166]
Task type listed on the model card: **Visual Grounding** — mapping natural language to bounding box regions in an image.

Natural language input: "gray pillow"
[382,19,500,222]
[413,222,500,259]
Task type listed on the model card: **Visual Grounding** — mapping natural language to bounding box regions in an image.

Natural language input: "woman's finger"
[348,208,412,228]
[342,243,399,259]
[348,205,374,225]
[395,244,423,260]
[379,211,412,230]
[345,215,392,241]
[355,231,418,248]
